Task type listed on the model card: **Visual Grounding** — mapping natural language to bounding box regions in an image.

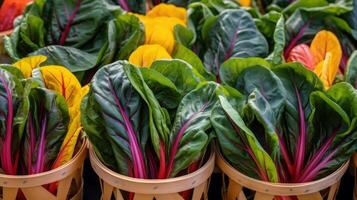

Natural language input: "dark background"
[83,159,354,200]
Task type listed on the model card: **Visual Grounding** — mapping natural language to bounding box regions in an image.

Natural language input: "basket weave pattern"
[89,146,215,200]
[217,151,348,200]
[0,140,87,200]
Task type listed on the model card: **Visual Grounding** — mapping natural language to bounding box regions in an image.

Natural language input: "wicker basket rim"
[89,144,215,193]
[217,149,349,195]
[0,138,88,187]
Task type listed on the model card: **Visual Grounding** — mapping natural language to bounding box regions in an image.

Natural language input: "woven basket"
[89,145,215,200]
[0,139,88,200]
[217,151,348,200]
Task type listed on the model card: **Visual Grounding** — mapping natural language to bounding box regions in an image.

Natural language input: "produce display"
[1,0,357,199]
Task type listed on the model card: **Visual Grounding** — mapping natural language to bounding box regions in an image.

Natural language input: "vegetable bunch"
[81,60,218,182]
[213,58,357,184]
[0,56,86,177]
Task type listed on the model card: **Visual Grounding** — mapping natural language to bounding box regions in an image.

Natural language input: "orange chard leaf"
[310,30,342,88]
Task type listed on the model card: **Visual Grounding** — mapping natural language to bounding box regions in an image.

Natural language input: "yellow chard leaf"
[35,66,82,110]
[129,44,172,67]
[138,16,184,54]
[33,66,83,168]
[314,52,334,88]
[310,30,342,87]
[144,24,175,53]
[81,85,90,96]
[12,55,47,78]
[238,0,251,7]
[146,3,187,23]
[136,5,186,54]
[52,85,89,169]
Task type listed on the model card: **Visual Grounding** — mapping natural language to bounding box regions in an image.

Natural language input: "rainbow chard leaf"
[271,63,323,181]
[140,67,182,110]
[24,87,69,175]
[214,60,357,184]
[4,0,121,75]
[212,95,279,182]
[166,82,219,178]
[96,14,145,66]
[202,9,268,81]
[219,58,285,161]
[43,0,116,51]
[300,83,356,182]
[0,69,27,175]
[31,66,84,170]
[151,59,204,96]
[81,61,170,179]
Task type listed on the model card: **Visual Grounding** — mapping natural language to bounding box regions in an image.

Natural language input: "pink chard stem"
[118,0,130,11]
[293,85,306,180]
[109,81,147,179]
[0,76,16,175]
[59,0,81,45]
[284,22,309,59]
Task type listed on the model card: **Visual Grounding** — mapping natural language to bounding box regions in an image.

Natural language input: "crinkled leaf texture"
[24,87,69,175]
[32,66,83,169]
[202,9,269,80]
[213,58,357,183]
[5,0,120,59]
[81,61,170,178]
[166,82,219,177]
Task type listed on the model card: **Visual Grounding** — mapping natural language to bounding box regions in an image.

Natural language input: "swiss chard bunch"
[0,57,86,178]
[0,67,27,175]
[212,58,357,184]
[81,60,218,181]
[0,66,69,175]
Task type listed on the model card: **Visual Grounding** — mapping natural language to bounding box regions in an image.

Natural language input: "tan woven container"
[0,29,12,55]
[89,145,215,200]
[217,151,348,200]
[0,139,88,200]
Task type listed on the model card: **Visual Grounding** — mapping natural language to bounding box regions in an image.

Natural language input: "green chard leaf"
[202,9,269,80]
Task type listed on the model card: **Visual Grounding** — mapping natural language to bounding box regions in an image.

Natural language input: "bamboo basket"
[0,139,88,200]
[0,29,12,55]
[89,145,215,200]
[217,151,349,200]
